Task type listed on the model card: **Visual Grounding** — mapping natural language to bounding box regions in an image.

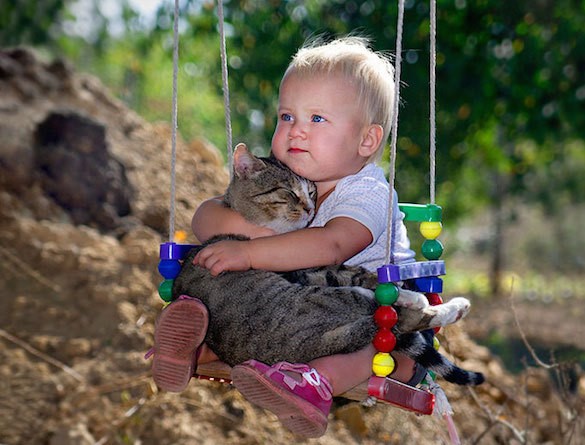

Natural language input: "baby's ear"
[233,143,265,178]
[358,124,384,158]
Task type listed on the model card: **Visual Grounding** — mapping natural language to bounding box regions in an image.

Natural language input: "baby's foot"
[152,296,208,392]
[231,360,333,439]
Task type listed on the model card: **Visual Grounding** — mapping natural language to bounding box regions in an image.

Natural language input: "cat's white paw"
[434,297,470,326]
[395,288,429,309]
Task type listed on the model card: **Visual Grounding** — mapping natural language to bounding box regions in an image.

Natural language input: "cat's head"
[225,143,316,234]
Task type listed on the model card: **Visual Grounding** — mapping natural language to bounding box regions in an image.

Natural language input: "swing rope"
[167,0,233,243]
[168,0,180,243]
[384,0,406,265]
[217,0,234,176]
[429,0,437,205]
[385,0,439,263]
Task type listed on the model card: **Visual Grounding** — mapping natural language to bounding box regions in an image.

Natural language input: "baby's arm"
[194,216,372,276]
[192,196,275,243]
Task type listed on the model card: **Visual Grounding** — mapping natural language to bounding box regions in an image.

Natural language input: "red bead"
[426,292,443,305]
[372,329,397,353]
[374,305,398,329]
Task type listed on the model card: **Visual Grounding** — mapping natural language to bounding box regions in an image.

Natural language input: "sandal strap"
[271,361,333,400]
[302,368,333,401]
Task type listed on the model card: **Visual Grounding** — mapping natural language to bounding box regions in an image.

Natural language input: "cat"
[173,143,484,386]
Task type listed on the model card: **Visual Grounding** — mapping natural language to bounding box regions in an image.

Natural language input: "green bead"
[375,283,399,305]
[422,239,444,260]
[158,279,174,302]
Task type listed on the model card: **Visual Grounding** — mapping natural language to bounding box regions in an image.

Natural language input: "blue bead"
[158,259,182,279]
[413,277,443,293]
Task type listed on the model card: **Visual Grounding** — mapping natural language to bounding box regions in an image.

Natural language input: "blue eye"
[311,115,326,123]
[281,113,293,122]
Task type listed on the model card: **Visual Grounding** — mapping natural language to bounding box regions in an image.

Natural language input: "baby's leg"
[308,345,418,395]
[197,344,220,364]
[308,345,375,395]
[231,348,420,438]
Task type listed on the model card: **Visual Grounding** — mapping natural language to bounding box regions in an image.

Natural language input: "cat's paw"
[395,288,429,310]
[432,297,470,326]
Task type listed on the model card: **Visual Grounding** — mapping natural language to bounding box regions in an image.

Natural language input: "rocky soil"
[0,47,583,445]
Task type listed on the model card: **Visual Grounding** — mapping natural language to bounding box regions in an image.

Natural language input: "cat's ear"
[233,143,265,178]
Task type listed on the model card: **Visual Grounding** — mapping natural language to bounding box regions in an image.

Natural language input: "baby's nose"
[289,122,307,139]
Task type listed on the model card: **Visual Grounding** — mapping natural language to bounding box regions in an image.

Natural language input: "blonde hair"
[283,36,395,161]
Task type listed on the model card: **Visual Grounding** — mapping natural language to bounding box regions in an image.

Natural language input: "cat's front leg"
[394,288,429,310]
[346,286,375,300]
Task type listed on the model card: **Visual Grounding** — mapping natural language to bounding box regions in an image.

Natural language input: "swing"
[155,0,456,427]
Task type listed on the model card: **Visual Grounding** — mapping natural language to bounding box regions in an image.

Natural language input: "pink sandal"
[231,360,333,438]
[152,296,208,392]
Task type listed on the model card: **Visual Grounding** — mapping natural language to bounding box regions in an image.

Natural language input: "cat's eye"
[285,190,300,203]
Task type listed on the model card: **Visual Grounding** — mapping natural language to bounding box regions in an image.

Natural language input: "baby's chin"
[272,157,304,176]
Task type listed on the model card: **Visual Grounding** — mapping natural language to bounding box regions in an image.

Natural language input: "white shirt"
[309,163,415,272]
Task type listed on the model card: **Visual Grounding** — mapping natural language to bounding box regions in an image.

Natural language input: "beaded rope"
[158,0,229,303]
[371,0,444,383]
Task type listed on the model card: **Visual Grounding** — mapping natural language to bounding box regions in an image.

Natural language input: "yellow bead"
[372,352,395,377]
[420,221,442,240]
[433,336,441,350]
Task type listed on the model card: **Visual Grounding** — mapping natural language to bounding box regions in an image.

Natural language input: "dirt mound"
[0,47,582,445]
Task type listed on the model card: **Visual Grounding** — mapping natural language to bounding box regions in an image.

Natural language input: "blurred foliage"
[2,0,585,228]
[0,0,68,47]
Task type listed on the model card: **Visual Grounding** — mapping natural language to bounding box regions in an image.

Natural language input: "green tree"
[0,0,69,47]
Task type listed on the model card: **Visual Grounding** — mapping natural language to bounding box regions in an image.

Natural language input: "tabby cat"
[173,144,484,386]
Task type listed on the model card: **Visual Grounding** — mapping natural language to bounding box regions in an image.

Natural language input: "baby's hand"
[193,240,252,276]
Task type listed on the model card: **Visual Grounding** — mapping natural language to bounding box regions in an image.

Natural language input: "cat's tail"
[396,332,485,386]
[429,357,485,386]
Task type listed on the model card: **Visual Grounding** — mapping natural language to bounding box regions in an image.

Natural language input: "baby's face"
[271,72,371,195]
